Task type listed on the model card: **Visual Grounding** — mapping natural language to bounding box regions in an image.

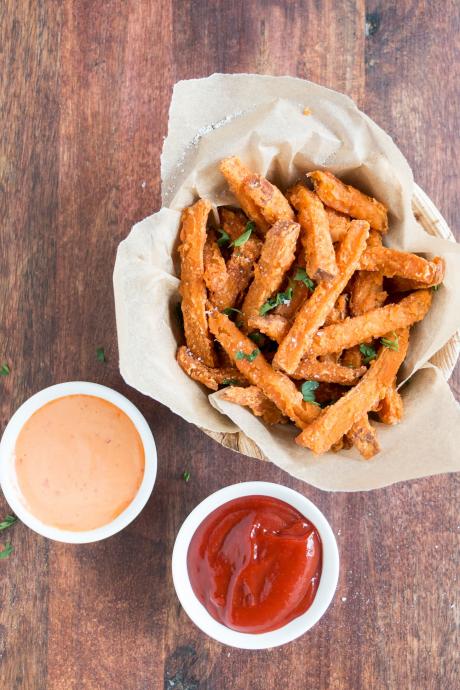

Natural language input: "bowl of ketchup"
[0,382,157,543]
[172,482,339,649]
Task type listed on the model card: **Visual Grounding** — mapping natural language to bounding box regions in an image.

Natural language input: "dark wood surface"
[1,2,459,688]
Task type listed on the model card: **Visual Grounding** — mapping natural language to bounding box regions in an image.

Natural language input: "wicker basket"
[203,184,460,459]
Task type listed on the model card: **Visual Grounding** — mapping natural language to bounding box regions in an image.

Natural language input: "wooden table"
[1,2,459,688]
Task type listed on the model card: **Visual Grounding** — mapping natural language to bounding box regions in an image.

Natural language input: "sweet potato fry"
[346,415,381,459]
[208,310,320,428]
[291,358,367,384]
[387,265,444,292]
[325,293,348,325]
[309,289,432,356]
[178,199,216,366]
[288,184,337,281]
[220,208,248,241]
[359,247,445,284]
[350,231,387,316]
[273,220,370,374]
[247,314,289,343]
[241,219,300,328]
[203,231,228,308]
[308,170,388,233]
[176,346,246,391]
[220,157,294,234]
[341,345,363,369]
[219,386,287,425]
[296,328,409,453]
[325,208,350,242]
[376,382,404,424]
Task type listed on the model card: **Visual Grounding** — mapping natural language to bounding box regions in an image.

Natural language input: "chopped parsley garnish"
[96,347,106,363]
[259,287,293,316]
[222,307,243,316]
[248,331,266,347]
[0,515,17,531]
[380,332,399,351]
[221,379,239,387]
[359,343,377,364]
[216,228,230,247]
[294,267,316,291]
[235,349,260,362]
[431,284,441,292]
[0,363,10,377]
[230,221,254,247]
[301,380,320,405]
[182,470,191,483]
[0,543,13,560]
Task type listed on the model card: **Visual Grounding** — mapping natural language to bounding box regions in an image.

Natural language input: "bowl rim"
[0,381,157,543]
[172,481,339,649]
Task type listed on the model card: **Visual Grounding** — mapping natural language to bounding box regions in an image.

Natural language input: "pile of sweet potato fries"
[176,157,444,459]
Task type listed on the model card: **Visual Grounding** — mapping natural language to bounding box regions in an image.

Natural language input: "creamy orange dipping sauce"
[14,395,145,531]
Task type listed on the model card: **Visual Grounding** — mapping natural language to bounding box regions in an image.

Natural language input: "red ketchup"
[187,495,322,633]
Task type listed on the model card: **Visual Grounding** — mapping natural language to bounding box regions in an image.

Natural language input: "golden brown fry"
[273,220,370,374]
[325,208,350,242]
[219,386,287,425]
[208,310,320,428]
[274,279,310,318]
[220,208,248,241]
[178,199,216,366]
[377,382,404,425]
[325,293,348,325]
[176,346,246,391]
[350,231,387,316]
[241,219,300,328]
[220,157,294,234]
[288,184,337,281]
[359,247,445,284]
[224,240,262,308]
[203,231,228,308]
[341,345,363,368]
[292,358,366,384]
[346,415,381,459]
[296,328,409,454]
[309,289,432,356]
[309,170,388,233]
[248,314,289,343]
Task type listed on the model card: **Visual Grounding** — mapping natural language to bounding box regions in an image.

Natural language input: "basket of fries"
[114,74,460,491]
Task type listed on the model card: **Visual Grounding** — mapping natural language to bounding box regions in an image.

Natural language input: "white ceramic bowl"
[172,481,339,649]
[0,382,157,543]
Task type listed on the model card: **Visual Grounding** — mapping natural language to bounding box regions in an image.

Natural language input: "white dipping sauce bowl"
[172,481,339,649]
[0,381,157,544]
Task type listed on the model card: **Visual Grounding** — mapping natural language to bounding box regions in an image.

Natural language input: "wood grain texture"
[0,1,458,689]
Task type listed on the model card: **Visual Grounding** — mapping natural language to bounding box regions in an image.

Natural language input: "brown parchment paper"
[114,74,460,491]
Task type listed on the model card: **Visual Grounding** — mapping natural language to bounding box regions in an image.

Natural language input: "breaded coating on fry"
[325,208,350,242]
[325,293,348,325]
[176,346,246,391]
[296,328,409,453]
[341,345,363,369]
[219,385,287,425]
[291,359,367,385]
[203,231,228,308]
[351,231,387,316]
[208,310,320,428]
[220,157,294,234]
[241,219,300,328]
[377,382,404,425]
[359,247,445,284]
[178,199,216,366]
[288,184,337,282]
[309,289,432,356]
[220,208,248,241]
[346,415,381,459]
[309,170,388,233]
[247,314,289,343]
[273,220,370,374]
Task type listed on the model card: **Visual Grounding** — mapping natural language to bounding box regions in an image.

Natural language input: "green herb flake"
[248,331,266,347]
[0,515,17,531]
[0,543,13,560]
[230,221,254,247]
[96,347,106,363]
[380,332,399,351]
[222,307,243,316]
[431,284,441,292]
[359,343,377,364]
[221,379,239,387]
[0,363,10,377]
[217,228,230,247]
[294,267,316,292]
[182,470,191,483]
[259,287,293,316]
[235,348,260,362]
[301,380,320,405]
